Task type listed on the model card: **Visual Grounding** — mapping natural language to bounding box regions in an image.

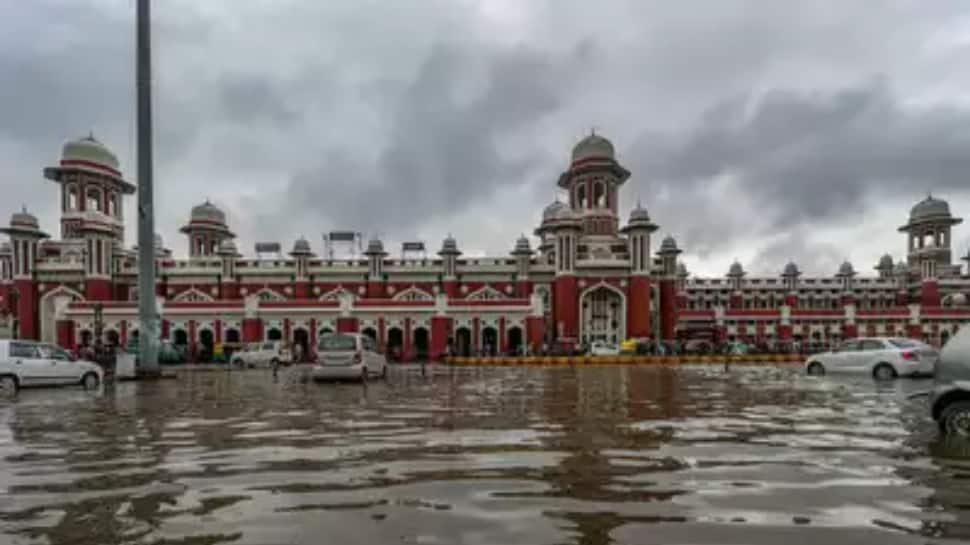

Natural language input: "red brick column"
[56,319,75,350]
[920,280,940,307]
[659,279,678,341]
[403,317,412,362]
[499,317,507,354]
[626,276,651,339]
[553,275,578,343]
[525,316,544,353]
[430,316,451,359]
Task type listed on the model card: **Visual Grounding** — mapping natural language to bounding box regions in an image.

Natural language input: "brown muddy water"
[0,364,968,545]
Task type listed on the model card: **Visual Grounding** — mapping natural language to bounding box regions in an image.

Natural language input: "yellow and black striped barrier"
[444,354,804,366]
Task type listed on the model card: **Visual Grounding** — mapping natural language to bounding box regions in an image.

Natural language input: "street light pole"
[136,0,159,374]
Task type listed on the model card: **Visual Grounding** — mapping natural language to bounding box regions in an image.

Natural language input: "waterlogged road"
[0,364,968,545]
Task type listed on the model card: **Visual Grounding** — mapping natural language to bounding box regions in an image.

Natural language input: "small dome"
[838,260,855,276]
[728,260,745,277]
[10,207,39,230]
[894,261,909,275]
[513,234,532,254]
[542,200,568,221]
[659,235,679,253]
[154,233,164,249]
[365,238,385,254]
[677,262,689,277]
[571,132,615,162]
[909,194,952,222]
[629,203,651,223]
[0,241,11,255]
[190,200,227,225]
[291,236,312,255]
[440,235,460,254]
[61,134,120,171]
[951,293,968,306]
[218,239,239,256]
[782,261,800,277]
[877,253,893,269]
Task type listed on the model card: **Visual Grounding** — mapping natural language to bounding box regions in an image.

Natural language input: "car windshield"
[888,338,919,348]
[319,334,357,351]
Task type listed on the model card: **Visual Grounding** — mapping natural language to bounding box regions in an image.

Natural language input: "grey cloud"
[629,77,970,257]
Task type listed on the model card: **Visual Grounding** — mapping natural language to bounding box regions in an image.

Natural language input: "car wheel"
[0,375,19,395]
[873,363,897,381]
[806,362,825,376]
[940,401,970,437]
[81,372,100,390]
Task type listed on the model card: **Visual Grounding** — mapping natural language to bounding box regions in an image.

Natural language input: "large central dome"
[571,132,615,162]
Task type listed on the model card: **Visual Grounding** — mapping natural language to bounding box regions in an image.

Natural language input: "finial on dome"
[21,204,26,213]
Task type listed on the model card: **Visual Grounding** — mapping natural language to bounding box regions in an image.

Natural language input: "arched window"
[576,184,587,208]
[67,185,79,210]
[86,187,102,212]
[593,181,606,208]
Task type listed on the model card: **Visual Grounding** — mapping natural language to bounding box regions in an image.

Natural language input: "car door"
[38,344,78,385]
[828,340,859,373]
[856,339,887,373]
[9,342,48,386]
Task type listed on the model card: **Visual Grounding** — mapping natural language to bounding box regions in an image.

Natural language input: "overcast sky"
[3,0,970,277]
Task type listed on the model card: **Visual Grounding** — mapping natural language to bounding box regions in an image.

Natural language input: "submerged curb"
[445,354,803,366]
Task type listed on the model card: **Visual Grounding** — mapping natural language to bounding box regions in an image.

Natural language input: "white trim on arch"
[254,287,286,301]
[392,286,433,301]
[466,285,506,301]
[172,287,215,303]
[319,287,355,301]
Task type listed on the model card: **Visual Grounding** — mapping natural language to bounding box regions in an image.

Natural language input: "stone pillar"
[378,316,386,351]
[188,320,197,362]
[403,317,412,362]
[552,275,578,344]
[309,318,317,360]
[525,316,544,353]
[472,317,480,354]
[430,315,451,359]
[242,318,262,342]
[214,319,222,343]
[120,320,128,347]
[283,318,291,344]
[337,317,358,333]
[659,279,678,341]
[626,276,651,339]
[499,316,507,354]
[56,319,75,350]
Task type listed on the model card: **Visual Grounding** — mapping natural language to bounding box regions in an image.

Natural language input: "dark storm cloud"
[255,41,579,237]
[629,77,970,256]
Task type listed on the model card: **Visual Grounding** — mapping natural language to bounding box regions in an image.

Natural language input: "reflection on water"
[0,365,968,545]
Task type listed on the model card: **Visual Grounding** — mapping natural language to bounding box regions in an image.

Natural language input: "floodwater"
[0,365,968,545]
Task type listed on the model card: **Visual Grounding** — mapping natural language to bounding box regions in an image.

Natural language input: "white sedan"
[589,341,620,357]
[805,337,937,380]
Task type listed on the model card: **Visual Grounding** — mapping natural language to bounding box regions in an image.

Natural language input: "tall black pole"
[136,0,159,373]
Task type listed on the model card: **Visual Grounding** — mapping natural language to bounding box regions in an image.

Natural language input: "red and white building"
[1,133,969,360]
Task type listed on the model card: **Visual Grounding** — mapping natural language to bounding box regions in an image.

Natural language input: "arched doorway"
[198,329,214,362]
[507,326,523,355]
[266,327,282,341]
[318,327,333,340]
[387,327,404,361]
[105,329,120,348]
[455,327,471,357]
[39,288,83,345]
[173,329,189,346]
[361,327,377,342]
[293,328,309,362]
[579,284,626,345]
[413,327,429,361]
[941,329,951,347]
[225,329,240,343]
[481,326,498,356]
[79,330,93,348]
[224,329,240,360]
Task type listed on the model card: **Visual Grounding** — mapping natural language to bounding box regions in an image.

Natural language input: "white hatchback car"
[231,341,292,369]
[311,333,387,382]
[805,337,938,380]
[589,341,620,356]
[0,340,103,393]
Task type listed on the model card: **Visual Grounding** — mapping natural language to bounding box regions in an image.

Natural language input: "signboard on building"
[254,242,281,254]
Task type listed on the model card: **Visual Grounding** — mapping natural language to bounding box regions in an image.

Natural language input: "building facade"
[1,133,969,360]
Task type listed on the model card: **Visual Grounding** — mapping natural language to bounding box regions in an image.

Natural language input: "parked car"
[311,333,387,381]
[929,327,970,436]
[231,341,292,368]
[0,340,103,394]
[125,338,187,365]
[589,340,620,356]
[805,337,937,380]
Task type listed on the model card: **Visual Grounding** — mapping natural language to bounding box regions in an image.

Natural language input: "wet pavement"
[0,364,968,545]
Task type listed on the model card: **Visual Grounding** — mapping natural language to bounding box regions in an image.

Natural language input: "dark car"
[929,327,970,436]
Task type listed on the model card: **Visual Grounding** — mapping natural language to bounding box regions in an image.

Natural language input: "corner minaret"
[180,201,235,258]
[621,203,659,339]
[657,236,681,341]
[0,208,49,339]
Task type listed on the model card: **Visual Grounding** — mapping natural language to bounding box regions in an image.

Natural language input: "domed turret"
[571,132,615,163]
[365,238,386,255]
[878,254,893,269]
[782,261,800,277]
[290,236,312,256]
[439,235,460,256]
[61,134,119,172]
[894,261,909,276]
[0,206,47,239]
[0,241,10,256]
[838,260,856,277]
[181,200,235,257]
[512,234,532,255]
[677,262,689,277]
[218,238,240,257]
[727,260,745,277]
[909,195,953,223]
[951,293,968,306]
[190,200,227,226]
[659,235,679,254]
